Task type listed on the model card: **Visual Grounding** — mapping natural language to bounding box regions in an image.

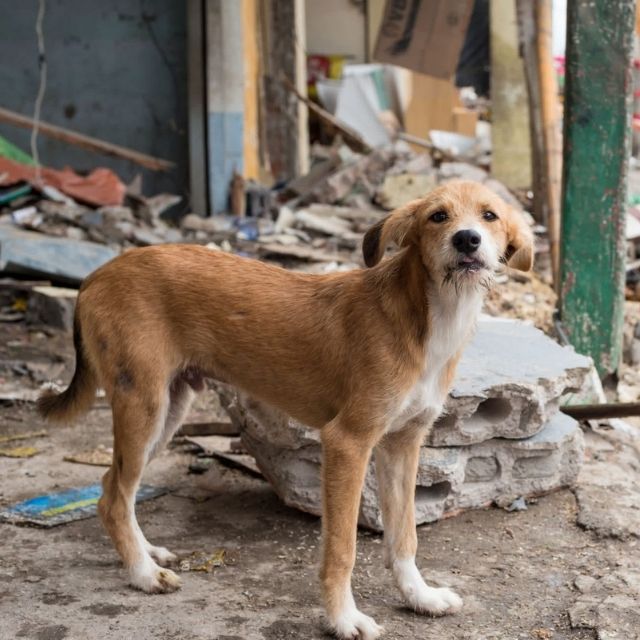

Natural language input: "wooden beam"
[0,106,174,172]
[559,0,635,378]
[516,0,562,286]
[490,0,532,190]
[281,76,371,154]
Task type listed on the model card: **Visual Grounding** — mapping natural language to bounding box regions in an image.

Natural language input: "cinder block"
[225,393,583,532]
[428,317,590,446]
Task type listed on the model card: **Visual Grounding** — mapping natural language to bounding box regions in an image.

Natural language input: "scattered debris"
[0,429,47,444]
[0,157,126,207]
[26,285,77,331]
[0,484,167,527]
[63,445,113,467]
[502,496,528,512]
[177,421,239,437]
[179,549,226,573]
[0,226,117,285]
[569,564,640,638]
[0,445,39,458]
[184,434,262,478]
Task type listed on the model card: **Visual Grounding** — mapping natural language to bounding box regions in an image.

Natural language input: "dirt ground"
[0,323,638,640]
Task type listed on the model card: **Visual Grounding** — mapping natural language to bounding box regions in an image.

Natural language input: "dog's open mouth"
[456,255,485,273]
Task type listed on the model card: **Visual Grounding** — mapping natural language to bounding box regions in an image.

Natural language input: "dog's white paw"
[330,608,383,640]
[146,545,177,567]
[394,558,462,616]
[129,561,182,594]
[408,585,463,616]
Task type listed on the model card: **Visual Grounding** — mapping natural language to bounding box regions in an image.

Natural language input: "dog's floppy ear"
[362,200,421,267]
[503,208,534,272]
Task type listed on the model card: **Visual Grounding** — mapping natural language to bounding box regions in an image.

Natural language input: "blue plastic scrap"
[0,484,167,527]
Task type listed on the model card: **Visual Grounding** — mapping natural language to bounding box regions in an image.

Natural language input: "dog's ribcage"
[388,289,483,432]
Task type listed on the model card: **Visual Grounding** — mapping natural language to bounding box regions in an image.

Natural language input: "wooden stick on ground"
[0,106,174,172]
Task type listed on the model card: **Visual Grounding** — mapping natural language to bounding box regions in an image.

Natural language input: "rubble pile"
[220,317,592,531]
[2,140,557,336]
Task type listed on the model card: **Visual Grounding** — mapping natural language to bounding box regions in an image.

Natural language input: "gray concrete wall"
[0,0,189,204]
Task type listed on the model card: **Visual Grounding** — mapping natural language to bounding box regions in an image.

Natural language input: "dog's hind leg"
[98,382,181,594]
[320,416,383,640]
[137,376,196,567]
[375,421,462,616]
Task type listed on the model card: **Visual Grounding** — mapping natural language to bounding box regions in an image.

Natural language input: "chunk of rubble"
[569,565,640,638]
[430,318,592,446]
[376,173,437,210]
[26,285,77,332]
[219,317,589,530]
[228,397,582,531]
[0,226,117,285]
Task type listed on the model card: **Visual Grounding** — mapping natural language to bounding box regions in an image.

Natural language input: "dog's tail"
[37,315,98,424]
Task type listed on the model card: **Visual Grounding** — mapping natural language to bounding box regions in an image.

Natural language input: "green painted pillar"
[559,0,635,378]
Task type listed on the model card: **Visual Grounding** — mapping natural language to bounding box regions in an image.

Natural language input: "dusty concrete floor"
[0,323,638,640]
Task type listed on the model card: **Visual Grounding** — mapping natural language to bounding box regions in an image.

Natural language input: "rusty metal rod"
[561,402,640,420]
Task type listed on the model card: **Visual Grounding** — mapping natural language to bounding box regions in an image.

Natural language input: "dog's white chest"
[389,292,483,432]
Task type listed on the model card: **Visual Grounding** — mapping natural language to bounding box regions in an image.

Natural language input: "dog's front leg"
[321,418,383,640]
[375,422,463,616]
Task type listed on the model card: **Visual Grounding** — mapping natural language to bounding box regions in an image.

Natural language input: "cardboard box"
[373,0,474,78]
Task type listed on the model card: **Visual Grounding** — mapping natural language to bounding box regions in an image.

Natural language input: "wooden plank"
[559,0,635,378]
[242,0,260,181]
[0,107,173,172]
[517,0,563,287]
[490,0,532,189]
[294,0,309,176]
[282,76,371,153]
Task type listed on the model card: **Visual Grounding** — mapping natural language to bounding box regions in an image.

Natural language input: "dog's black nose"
[452,229,481,254]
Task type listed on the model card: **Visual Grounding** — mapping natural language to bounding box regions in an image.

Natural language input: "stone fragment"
[0,226,117,285]
[294,209,353,236]
[430,318,591,446]
[438,162,488,183]
[375,173,437,210]
[569,566,640,638]
[574,429,640,539]
[26,286,78,332]
[573,574,596,593]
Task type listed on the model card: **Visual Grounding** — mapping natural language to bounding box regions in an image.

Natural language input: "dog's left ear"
[362,200,421,267]
[503,208,534,272]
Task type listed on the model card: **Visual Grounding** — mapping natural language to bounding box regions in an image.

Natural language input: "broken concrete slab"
[224,389,583,531]
[569,565,640,639]
[574,429,640,539]
[26,285,77,332]
[0,226,117,285]
[430,317,591,446]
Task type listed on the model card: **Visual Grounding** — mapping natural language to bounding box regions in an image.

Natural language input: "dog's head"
[362,180,533,288]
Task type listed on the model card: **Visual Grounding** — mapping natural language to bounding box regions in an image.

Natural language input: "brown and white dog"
[38,180,533,639]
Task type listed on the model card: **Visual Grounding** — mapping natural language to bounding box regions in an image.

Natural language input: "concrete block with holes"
[219,317,590,531]
[428,317,591,446]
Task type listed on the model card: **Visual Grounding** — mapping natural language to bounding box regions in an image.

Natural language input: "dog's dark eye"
[429,211,448,223]
[483,211,498,221]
